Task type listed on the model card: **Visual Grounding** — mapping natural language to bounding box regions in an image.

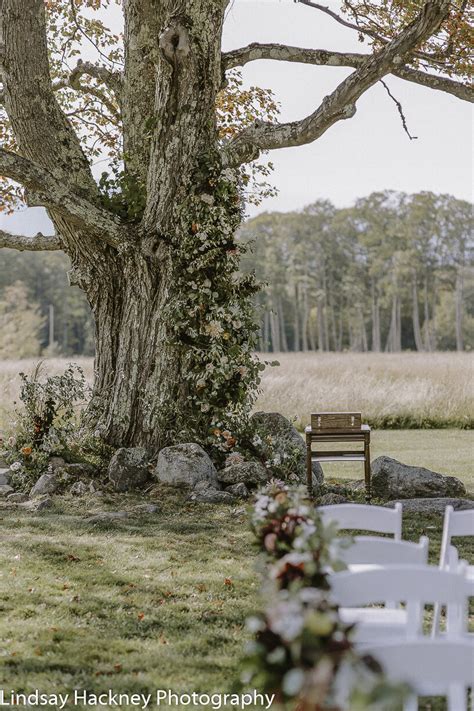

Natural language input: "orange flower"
[212,428,222,437]
[21,446,32,457]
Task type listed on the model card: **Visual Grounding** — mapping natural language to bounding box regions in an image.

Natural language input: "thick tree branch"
[223,42,473,103]
[54,60,123,118]
[0,229,61,251]
[0,0,97,196]
[0,149,125,248]
[223,0,451,166]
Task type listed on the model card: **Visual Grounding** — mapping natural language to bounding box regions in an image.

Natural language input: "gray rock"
[69,481,88,496]
[218,461,268,486]
[372,456,466,500]
[386,497,474,515]
[20,497,53,512]
[318,493,348,505]
[30,472,61,498]
[225,482,250,499]
[0,468,11,485]
[86,511,129,523]
[194,479,221,492]
[250,412,324,488]
[58,462,95,477]
[108,447,150,492]
[155,443,218,488]
[49,456,66,470]
[7,492,28,503]
[0,484,14,497]
[188,488,236,504]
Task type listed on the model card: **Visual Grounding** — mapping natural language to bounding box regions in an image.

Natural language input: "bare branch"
[296,0,446,66]
[222,1,453,166]
[223,42,473,103]
[0,149,125,248]
[392,64,473,102]
[380,79,418,140]
[0,229,61,251]
[54,60,123,115]
[223,43,364,70]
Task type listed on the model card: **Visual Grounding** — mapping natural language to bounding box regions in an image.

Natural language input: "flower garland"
[242,481,410,710]
[163,156,264,460]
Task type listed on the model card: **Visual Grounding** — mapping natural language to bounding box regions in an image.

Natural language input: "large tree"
[0,0,472,452]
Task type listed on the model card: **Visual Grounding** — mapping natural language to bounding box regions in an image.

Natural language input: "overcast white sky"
[1,0,472,234]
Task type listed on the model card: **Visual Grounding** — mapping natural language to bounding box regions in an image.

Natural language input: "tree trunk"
[412,276,425,352]
[371,282,381,352]
[423,276,433,352]
[278,298,288,352]
[270,307,281,352]
[293,283,300,351]
[455,269,464,351]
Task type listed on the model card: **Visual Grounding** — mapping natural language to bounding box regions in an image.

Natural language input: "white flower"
[200,403,210,413]
[272,454,282,466]
[238,365,248,377]
[7,436,16,448]
[200,193,214,205]
[204,321,224,338]
[203,279,212,288]
[252,435,262,447]
[10,461,22,472]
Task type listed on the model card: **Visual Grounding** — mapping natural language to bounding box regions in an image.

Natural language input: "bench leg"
[306,436,313,498]
[364,439,371,503]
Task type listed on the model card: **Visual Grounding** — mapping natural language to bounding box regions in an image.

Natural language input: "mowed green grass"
[0,490,472,711]
[0,492,258,706]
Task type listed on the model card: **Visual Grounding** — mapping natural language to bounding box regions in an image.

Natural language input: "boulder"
[372,456,466,500]
[225,482,250,499]
[188,488,236,504]
[20,496,53,512]
[0,484,14,497]
[30,472,61,498]
[108,447,150,492]
[7,492,28,503]
[155,443,218,488]
[250,412,324,488]
[217,461,267,486]
[70,481,88,496]
[133,503,160,514]
[386,497,474,515]
[0,468,11,486]
[58,462,96,477]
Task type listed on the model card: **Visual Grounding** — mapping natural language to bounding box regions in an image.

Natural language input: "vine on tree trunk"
[166,156,264,462]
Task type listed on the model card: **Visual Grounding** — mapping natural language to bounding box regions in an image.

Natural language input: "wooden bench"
[305,412,371,502]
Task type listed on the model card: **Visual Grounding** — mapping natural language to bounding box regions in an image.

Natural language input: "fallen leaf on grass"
[224,578,233,587]
[137,612,145,621]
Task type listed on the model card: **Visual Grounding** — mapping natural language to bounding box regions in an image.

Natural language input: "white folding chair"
[330,564,469,645]
[340,535,429,567]
[318,503,402,539]
[433,505,474,637]
[367,640,474,711]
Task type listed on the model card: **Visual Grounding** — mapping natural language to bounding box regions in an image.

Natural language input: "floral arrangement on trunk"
[242,481,410,710]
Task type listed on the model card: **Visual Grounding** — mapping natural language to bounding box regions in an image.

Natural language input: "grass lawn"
[0,488,472,710]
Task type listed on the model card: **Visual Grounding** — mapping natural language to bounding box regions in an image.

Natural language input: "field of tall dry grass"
[0,352,472,432]
[256,352,473,430]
